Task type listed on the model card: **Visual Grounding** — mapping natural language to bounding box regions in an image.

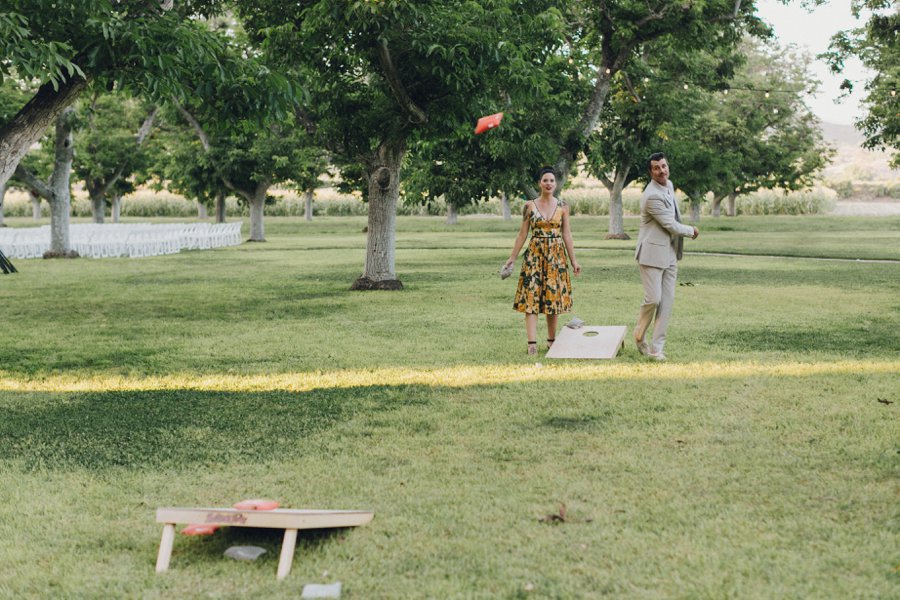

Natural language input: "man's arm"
[644,195,696,238]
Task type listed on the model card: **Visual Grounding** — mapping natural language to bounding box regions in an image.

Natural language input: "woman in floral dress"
[503,167,581,355]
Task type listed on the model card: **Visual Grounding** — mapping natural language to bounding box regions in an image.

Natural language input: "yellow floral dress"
[513,201,573,314]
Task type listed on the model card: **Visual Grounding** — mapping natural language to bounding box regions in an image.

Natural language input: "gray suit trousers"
[635,261,678,354]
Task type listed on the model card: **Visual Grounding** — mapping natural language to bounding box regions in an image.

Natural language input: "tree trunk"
[605,165,630,239]
[197,201,208,219]
[711,194,726,218]
[352,138,405,290]
[90,190,105,224]
[303,188,314,221]
[689,197,701,224]
[446,202,458,225]
[727,192,737,217]
[111,192,122,223]
[0,77,88,189]
[215,190,226,223]
[500,191,511,221]
[248,181,269,241]
[85,106,159,222]
[48,107,76,256]
[31,190,41,219]
[0,181,6,226]
[554,68,616,192]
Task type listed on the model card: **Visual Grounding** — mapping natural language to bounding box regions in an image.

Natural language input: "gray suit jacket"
[634,180,695,268]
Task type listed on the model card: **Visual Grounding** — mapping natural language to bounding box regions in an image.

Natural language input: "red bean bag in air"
[474,112,503,134]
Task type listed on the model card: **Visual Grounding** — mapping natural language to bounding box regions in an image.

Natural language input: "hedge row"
[1,186,839,219]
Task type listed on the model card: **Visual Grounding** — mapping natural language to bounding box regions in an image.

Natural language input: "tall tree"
[0,79,35,226]
[662,38,831,220]
[823,0,899,166]
[0,1,261,189]
[12,107,77,256]
[172,100,322,241]
[547,0,767,192]
[74,93,157,223]
[403,39,589,221]
[585,43,740,237]
[144,117,228,222]
[708,40,832,216]
[240,0,558,289]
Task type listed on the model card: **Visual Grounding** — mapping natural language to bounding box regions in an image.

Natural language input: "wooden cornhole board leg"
[545,325,627,359]
[277,528,298,580]
[156,523,176,572]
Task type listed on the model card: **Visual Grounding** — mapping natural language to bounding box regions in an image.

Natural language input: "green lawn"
[0,215,897,598]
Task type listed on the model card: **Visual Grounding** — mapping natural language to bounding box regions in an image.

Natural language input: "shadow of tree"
[0,387,415,472]
[702,318,899,355]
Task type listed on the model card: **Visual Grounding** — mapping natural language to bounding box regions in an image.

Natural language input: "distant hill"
[820,122,865,146]
[820,121,897,182]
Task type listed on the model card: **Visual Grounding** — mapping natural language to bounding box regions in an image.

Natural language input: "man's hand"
[691,227,699,240]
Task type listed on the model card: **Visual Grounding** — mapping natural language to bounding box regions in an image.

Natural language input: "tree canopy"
[238,0,560,286]
[0,0,293,187]
[823,0,899,166]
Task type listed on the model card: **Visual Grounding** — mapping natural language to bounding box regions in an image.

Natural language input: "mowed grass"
[0,214,897,598]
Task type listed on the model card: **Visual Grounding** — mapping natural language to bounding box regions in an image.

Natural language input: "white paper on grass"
[301,582,342,599]
[223,546,267,561]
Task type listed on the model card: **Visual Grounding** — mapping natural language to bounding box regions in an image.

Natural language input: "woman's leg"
[546,314,558,346]
[525,313,538,354]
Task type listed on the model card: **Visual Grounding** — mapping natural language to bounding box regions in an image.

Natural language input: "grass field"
[0,214,897,598]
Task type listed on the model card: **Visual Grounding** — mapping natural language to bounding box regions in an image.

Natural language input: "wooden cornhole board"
[155,507,374,580]
[545,325,627,359]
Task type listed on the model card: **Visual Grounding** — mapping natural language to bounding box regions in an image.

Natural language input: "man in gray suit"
[634,153,698,361]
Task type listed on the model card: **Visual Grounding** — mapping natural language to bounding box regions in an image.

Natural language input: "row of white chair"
[0,222,243,259]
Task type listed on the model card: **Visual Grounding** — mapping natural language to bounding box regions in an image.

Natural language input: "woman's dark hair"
[536,166,556,181]
[646,152,667,171]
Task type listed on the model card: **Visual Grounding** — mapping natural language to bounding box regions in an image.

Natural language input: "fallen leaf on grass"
[539,503,567,524]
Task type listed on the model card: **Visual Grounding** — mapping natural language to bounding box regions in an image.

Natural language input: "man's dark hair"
[647,152,667,171]
[536,166,556,181]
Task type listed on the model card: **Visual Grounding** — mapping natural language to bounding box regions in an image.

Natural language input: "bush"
[876,182,900,199]
[0,184,844,220]
[732,188,837,216]
[826,180,855,199]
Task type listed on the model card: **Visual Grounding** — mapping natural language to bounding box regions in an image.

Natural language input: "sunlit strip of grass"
[0,360,896,393]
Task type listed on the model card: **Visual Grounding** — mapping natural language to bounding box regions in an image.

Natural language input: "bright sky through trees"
[757,0,871,125]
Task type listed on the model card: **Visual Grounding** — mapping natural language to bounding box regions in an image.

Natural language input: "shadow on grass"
[682,262,900,288]
[704,319,899,355]
[542,411,618,431]
[0,376,683,475]
[173,524,350,568]
[0,387,416,472]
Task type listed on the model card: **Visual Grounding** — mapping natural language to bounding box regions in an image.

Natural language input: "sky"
[755,0,871,126]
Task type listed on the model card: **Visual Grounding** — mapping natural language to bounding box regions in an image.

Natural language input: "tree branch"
[598,173,614,190]
[172,99,252,199]
[99,106,160,198]
[0,74,89,188]
[173,99,210,151]
[375,39,427,125]
[622,72,641,103]
[12,164,52,200]
[135,106,159,145]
